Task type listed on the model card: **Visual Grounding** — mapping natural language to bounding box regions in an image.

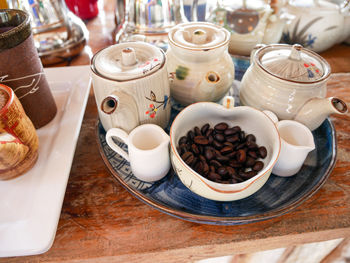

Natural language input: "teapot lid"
[168,22,230,50]
[92,42,165,81]
[256,44,330,82]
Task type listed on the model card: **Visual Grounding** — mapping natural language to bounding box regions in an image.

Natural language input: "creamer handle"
[106,128,130,161]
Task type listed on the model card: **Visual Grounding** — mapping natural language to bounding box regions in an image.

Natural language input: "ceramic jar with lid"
[166,22,235,106]
[240,44,348,130]
[91,42,171,133]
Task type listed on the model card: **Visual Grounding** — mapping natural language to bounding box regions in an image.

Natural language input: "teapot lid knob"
[288,44,302,61]
[121,47,137,66]
[192,29,207,44]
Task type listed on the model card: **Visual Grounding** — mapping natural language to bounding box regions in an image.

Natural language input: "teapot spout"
[294,97,348,131]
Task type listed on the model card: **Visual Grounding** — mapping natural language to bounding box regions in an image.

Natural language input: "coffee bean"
[179,136,187,145]
[181,151,194,165]
[246,134,256,142]
[194,161,203,174]
[217,166,228,176]
[194,126,202,136]
[239,131,245,141]
[225,151,237,158]
[213,140,224,149]
[201,123,210,135]
[199,155,206,162]
[191,144,200,155]
[226,166,237,177]
[216,154,229,163]
[214,122,228,131]
[214,133,225,142]
[226,134,240,143]
[208,134,214,145]
[259,146,267,159]
[209,165,216,173]
[204,148,215,161]
[190,157,198,168]
[208,172,221,181]
[253,161,264,172]
[187,130,195,142]
[220,146,234,155]
[205,128,213,137]
[229,159,242,168]
[245,156,256,167]
[202,161,209,175]
[247,150,258,159]
[247,140,258,149]
[194,136,209,145]
[223,141,234,147]
[245,170,258,178]
[237,149,247,163]
[210,159,221,169]
[236,143,246,150]
[224,127,238,136]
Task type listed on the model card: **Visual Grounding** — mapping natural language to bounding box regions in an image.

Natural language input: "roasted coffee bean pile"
[177,122,268,184]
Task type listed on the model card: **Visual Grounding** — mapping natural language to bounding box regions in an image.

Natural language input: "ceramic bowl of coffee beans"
[169,102,281,201]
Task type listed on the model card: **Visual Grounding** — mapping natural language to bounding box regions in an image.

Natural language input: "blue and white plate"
[96,113,336,225]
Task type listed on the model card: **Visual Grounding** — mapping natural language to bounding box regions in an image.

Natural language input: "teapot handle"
[250,44,266,65]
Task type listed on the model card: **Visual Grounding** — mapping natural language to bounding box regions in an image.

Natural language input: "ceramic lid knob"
[121,47,137,66]
[288,44,302,61]
[192,29,207,44]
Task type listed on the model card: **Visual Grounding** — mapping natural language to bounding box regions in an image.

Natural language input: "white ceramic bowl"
[169,102,281,201]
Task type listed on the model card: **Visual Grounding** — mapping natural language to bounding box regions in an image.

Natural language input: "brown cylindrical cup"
[0,9,57,129]
[0,84,39,180]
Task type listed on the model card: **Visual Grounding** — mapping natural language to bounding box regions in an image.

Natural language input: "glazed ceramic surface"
[240,44,330,121]
[282,0,350,52]
[97,111,336,225]
[169,103,280,201]
[166,22,235,106]
[91,42,171,133]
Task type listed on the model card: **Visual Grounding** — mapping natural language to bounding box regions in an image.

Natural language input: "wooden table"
[4,0,350,262]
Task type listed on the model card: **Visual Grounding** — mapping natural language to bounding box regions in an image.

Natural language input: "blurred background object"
[281,0,350,53]
[6,0,89,65]
[114,0,188,49]
[65,0,99,20]
[206,0,290,56]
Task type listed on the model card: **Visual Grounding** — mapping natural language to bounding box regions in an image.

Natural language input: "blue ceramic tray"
[96,114,337,225]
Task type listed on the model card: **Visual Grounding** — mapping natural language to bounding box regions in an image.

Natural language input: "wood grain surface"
[2,0,350,262]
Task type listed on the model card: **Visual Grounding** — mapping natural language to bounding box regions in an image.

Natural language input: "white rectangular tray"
[0,65,91,257]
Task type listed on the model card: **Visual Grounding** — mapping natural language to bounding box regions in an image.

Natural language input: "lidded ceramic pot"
[166,22,235,106]
[240,44,348,130]
[91,42,171,133]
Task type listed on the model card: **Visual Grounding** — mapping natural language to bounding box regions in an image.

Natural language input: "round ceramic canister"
[0,9,57,129]
[91,42,171,133]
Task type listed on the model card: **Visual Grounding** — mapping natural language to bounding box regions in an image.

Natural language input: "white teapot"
[240,44,348,131]
[282,0,350,52]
